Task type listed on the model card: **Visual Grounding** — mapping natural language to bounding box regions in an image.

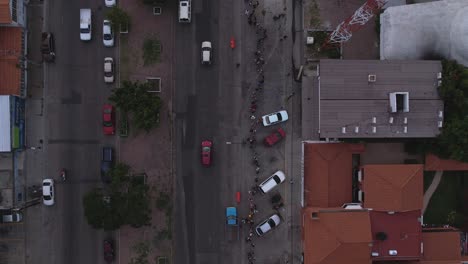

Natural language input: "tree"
[83,162,152,230]
[109,81,162,132]
[105,6,131,31]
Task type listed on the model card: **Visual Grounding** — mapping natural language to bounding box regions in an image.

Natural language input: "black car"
[41,32,55,62]
[100,147,114,183]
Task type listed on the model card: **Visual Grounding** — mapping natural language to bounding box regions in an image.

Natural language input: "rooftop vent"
[371,252,379,257]
[372,126,377,133]
[404,126,408,133]
[376,232,388,241]
[389,92,409,113]
[438,110,443,118]
[311,212,319,219]
[438,121,443,128]
[341,127,346,134]
[403,117,408,124]
[342,203,363,210]
[358,190,364,202]
[372,117,377,124]
[354,126,359,133]
[357,170,362,182]
[389,250,398,256]
[437,72,442,79]
[389,117,394,124]
[368,74,377,83]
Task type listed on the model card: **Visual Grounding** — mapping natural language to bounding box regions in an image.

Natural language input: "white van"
[179,0,191,23]
[259,170,286,194]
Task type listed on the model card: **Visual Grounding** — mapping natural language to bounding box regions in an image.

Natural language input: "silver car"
[255,214,281,236]
[262,110,289,126]
[42,179,55,206]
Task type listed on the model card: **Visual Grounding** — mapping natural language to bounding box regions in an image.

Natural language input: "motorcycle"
[60,168,66,182]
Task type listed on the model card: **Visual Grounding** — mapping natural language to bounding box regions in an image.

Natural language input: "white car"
[105,0,116,7]
[201,41,212,65]
[104,57,114,83]
[42,179,55,206]
[256,214,281,236]
[262,110,289,126]
[103,20,114,47]
[259,170,286,194]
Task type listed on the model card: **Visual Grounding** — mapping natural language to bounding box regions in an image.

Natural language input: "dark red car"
[264,128,286,146]
[103,104,115,135]
[201,140,212,166]
[103,239,114,263]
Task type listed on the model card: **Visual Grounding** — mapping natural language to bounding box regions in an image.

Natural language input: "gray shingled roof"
[318,60,444,138]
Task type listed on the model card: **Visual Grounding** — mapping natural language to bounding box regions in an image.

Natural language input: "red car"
[264,128,286,146]
[102,104,115,135]
[103,239,114,263]
[201,140,212,166]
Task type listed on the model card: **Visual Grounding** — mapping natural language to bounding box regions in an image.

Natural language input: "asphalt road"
[174,0,250,263]
[25,1,117,263]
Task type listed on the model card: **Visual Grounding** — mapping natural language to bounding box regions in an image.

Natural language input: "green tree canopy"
[83,163,152,230]
[105,6,131,30]
[109,81,162,132]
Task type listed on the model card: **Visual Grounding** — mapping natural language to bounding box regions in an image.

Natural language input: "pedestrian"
[251,243,255,247]
[236,63,240,68]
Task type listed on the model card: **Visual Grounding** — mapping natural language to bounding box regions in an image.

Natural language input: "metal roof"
[0,96,11,152]
[319,59,444,138]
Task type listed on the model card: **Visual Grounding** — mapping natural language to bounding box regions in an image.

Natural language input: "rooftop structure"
[319,59,444,139]
[369,210,422,261]
[303,142,365,207]
[424,153,468,171]
[302,207,372,264]
[0,26,23,96]
[380,0,468,67]
[408,229,462,264]
[361,164,423,211]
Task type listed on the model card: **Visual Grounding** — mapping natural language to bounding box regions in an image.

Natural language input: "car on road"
[255,214,281,236]
[264,128,286,146]
[41,32,55,62]
[261,110,288,126]
[104,57,114,83]
[105,0,116,7]
[42,179,55,206]
[201,140,212,166]
[103,104,115,135]
[201,41,212,65]
[259,170,286,194]
[103,239,115,263]
[103,20,114,47]
[1,212,23,223]
[101,147,114,183]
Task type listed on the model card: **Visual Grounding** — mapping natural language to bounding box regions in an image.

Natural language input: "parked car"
[80,9,92,41]
[104,57,114,83]
[102,104,115,135]
[264,128,286,146]
[201,41,212,65]
[1,212,23,223]
[201,140,212,166]
[255,214,281,236]
[41,32,55,62]
[261,110,288,126]
[103,20,114,47]
[42,179,55,206]
[103,239,115,263]
[101,147,114,183]
[105,0,116,7]
[258,170,286,194]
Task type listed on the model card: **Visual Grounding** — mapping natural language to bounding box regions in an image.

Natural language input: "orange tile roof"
[304,143,365,207]
[0,0,11,24]
[420,230,461,262]
[0,26,22,96]
[370,210,422,261]
[302,207,372,264]
[425,153,468,171]
[362,164,423,211]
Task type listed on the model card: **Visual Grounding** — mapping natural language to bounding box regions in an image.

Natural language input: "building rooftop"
[407,229,461,264]
[303,142,365,207]
[0,0,11,24]
[361,164,423,211]
[319,59,444,138]
[302,207,372,264]
[369,210,422,261]
[0,27,22,96]
[424,153,468,171]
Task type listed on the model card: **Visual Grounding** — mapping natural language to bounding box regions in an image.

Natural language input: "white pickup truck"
[80,9,92,41]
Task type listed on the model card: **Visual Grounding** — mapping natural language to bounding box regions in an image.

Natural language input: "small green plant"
[129,241,150,264]
[143,38,162,66]
[106,6,131,32]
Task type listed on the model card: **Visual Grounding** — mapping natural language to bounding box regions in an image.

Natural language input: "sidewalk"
[117,0,175,262]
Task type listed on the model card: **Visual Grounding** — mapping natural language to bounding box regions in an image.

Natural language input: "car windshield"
[104,34,112,40]
[44,195,52,200]
[202,147,210,152]
[105,71,112,77]
[103,121,113,127]
[80,28,90,34]
[268,218,277,228]
[276,113,283,121]
[273,175,281,184]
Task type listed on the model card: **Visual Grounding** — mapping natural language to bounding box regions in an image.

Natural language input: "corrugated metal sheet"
[0,95,11,152]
